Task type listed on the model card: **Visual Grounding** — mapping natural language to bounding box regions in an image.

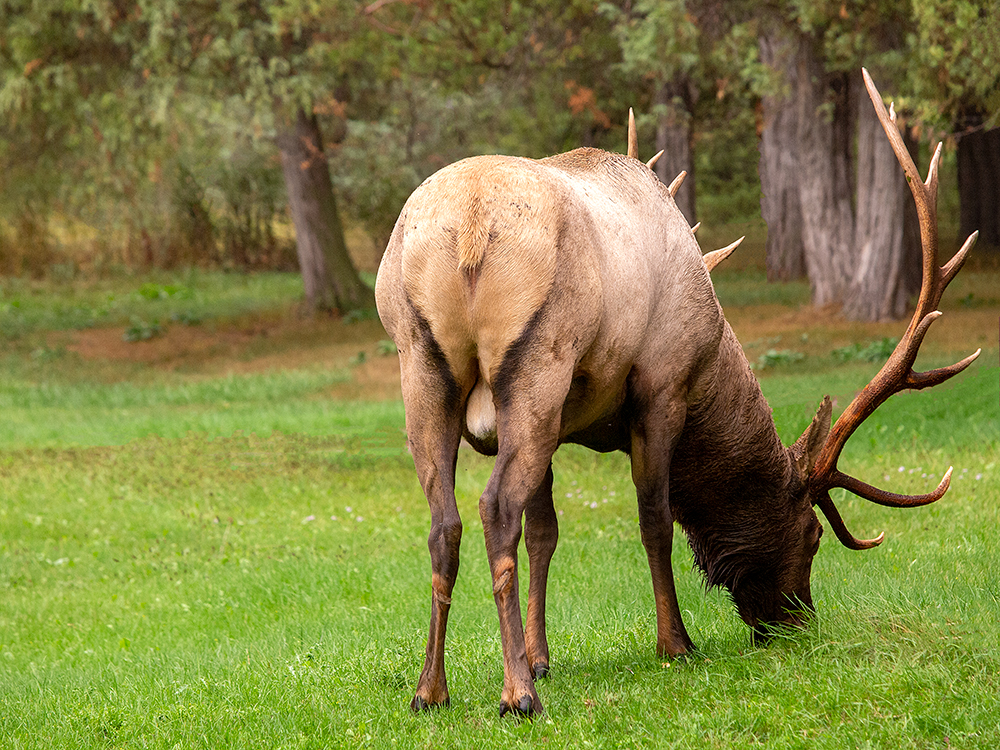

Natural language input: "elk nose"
[784,589,815,617]
[751,616,805,646]
[751,624,774,647]
[752,600,814,646]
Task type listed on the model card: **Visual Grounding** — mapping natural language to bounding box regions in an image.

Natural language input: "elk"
[373,70,980,717]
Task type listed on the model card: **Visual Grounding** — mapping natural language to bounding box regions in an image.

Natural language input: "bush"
[831,337,899,363]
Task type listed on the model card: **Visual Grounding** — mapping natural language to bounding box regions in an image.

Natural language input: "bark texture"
[795,39,856,307]
[654,80,696,225]
[757,29,925,320]
[277,108,374,313]
[957,119,1000,249]
[758,30,805,281]
[843,83,920,321]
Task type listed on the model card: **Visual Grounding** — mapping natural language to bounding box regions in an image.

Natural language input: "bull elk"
[374,70,980,717]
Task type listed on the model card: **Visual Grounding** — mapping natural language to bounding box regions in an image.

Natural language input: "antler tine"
[703,236,743,272]
[815,492,884,550]
[942,231,978,288]
[833,467,952,508]
[862,68,945,324]
[668,171,687,198]
[907,348,981,390]
[809,70,981,548]
[627,108,638,160]
[646,149,664,170]
[861,69,924,197]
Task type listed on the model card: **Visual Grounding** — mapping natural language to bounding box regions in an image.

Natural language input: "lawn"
[1,268,998,748]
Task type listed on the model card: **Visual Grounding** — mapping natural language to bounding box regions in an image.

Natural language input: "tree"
[138,0,375,312]
[0,0,376,310]
[757,0,1000,318]
[956,123,1000,249]
[757,26,805,281]
[755,2,922,320]
[605,0,703,223]
[0,1,169,269]
[843,80,922,320]
[277,108,368,311]
[790,31,858,309]
[907,0,1000,249]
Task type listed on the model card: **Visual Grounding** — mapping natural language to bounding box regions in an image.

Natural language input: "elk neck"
[668,320,799,590]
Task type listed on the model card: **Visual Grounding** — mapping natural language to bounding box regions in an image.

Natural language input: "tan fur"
[394,157,564,395]
[455,192,490,271]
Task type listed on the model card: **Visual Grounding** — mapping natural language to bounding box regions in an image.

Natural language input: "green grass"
[0,271,304,343]
[712,269,812,308]
[2,274,999,748]
[0,368,382,448]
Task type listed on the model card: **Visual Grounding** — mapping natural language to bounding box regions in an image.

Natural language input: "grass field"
[1,265,999,749]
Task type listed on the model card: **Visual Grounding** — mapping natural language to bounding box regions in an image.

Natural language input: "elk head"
[686,399,830,640]
[729,69,980,638]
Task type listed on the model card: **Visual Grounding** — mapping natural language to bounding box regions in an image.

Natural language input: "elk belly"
[466,380,496,439]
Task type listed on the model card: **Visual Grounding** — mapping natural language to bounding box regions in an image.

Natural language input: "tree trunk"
[758,30,805,281]
[654,80,696,225]
[957,118,1000,249]
[843,82,920,321]
[795,38,855,307]
[277,108,373,313]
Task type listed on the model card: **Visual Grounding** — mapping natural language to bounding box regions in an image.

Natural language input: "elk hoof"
[410,695,448,712]
[498,695,538,718]
[532,662,550,679]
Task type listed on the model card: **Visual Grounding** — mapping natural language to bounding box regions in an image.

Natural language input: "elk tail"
[456,194,490,272]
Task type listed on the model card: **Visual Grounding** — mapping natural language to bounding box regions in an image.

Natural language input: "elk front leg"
[630,395,694,657]
[524,464,558,679]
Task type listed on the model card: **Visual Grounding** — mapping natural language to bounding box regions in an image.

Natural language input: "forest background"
[2,0,999,323]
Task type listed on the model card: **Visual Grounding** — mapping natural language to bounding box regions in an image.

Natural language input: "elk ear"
[790,396,833,481]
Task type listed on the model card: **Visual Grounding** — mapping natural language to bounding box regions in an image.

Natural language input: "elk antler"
[703,236,743,272]
[627,108,638,159]
[808,69,981,550]
[668,171,687,198]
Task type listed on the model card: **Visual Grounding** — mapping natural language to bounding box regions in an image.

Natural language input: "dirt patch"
[63,313,403,399]
[59,300,995,401]
[726,304,996,362]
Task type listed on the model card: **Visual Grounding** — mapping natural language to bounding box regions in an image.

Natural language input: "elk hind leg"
[524,464,558,679]
[404,364,467,711]
[481,415,562,716]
